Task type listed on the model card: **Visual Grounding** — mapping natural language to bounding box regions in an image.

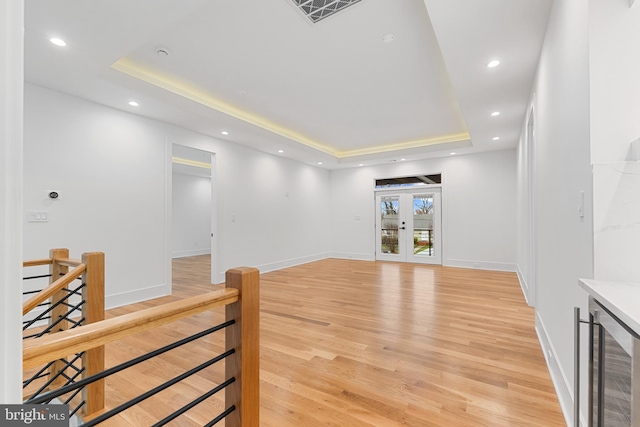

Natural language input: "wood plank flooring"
[83,257,565,426]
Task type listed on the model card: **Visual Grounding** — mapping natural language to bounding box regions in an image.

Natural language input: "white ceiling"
[24,0,552,169]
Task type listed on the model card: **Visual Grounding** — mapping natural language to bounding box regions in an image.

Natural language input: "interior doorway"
[170,144,216,285]
[375,188,442,264]
[524,104,536,306]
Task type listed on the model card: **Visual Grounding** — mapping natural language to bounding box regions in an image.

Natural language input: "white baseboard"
[256,252,330,274]
[172,249,211,259]
[330,252,375,261]
[535,312,574,427]
[443,258,517,272]
[516,264,532,306]
[105,283,171,310]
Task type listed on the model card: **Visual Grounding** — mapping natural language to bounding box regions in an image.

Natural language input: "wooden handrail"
[23,288,239,369]
[21,255,81,268]
[56,257,83,268]
[22,264,86,315]
[23,258,53,267]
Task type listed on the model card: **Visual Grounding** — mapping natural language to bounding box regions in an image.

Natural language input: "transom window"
[375,174,442,189]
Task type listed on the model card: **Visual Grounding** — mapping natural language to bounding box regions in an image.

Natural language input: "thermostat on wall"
[46,190,61,200]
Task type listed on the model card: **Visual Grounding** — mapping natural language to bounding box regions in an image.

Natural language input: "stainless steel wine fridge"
[589,297,640,426]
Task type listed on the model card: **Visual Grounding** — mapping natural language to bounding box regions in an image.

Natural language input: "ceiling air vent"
[291,0,363,23]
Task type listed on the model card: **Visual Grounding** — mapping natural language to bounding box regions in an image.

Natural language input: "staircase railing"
[23,253,259,426]
[22,248,105,418]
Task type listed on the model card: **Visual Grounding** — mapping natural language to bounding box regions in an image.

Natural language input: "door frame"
[525,103,536,307]
[374,186,443,265]
[165,143,218,295]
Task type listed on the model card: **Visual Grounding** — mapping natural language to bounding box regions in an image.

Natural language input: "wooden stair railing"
[22,249,105,415]
[225,267,260,427]
[23,266,260,427]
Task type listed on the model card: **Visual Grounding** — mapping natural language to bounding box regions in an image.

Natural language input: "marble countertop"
[579,279,640,335]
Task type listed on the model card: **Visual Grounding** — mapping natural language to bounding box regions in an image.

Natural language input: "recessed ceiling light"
[278,150,284,153]
[450,152,456,155]
[400,158,406,161]
[221,131,229,135]
[487,60,500,68]
[317,162,323,165]
[358,164,364,167]
[492,137,501,141]
[491,111,501,117]
[50,38,66,47]
[382,34,395,43]
[128,101,139,107]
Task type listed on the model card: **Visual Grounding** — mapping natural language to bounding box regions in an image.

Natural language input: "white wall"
[589,0,640,163]
[209,142,330,279]
[517,0,594,424]
[24,84,331,306]
[171,171,211,258]
[24,84,169,307]
[0,0,24,403]
[330,149,517,271]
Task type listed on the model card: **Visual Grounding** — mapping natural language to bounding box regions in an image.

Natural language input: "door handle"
[399,227,406,230]
[574,306,592,427]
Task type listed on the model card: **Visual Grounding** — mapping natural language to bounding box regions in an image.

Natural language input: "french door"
[375,189,442,264]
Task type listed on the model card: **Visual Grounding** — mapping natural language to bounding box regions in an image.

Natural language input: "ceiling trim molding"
[112,58,470,159]
[338,132,470,157]
[172,156,211,169]
[112,58,337,155]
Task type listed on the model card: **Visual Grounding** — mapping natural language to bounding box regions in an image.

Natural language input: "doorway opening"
[524,104,536,306]
[170,144,216,287]
[375,176,442,265]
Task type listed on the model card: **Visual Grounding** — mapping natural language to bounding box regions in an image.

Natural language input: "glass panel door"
[375,189,441,264]
[375,195,405,261]
[407,191,441,264]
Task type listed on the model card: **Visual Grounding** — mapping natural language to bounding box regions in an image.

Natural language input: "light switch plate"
[27,211,49,222]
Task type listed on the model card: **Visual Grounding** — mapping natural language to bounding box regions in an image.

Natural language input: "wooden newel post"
[49,248,70,389]
[225,267,260,427]
[81,252,105,416]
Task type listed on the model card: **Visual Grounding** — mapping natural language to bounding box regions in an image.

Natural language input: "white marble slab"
[593,161,640,283]
[579,278,640,335]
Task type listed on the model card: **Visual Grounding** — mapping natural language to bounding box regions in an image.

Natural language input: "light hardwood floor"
[91,257,565,426]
